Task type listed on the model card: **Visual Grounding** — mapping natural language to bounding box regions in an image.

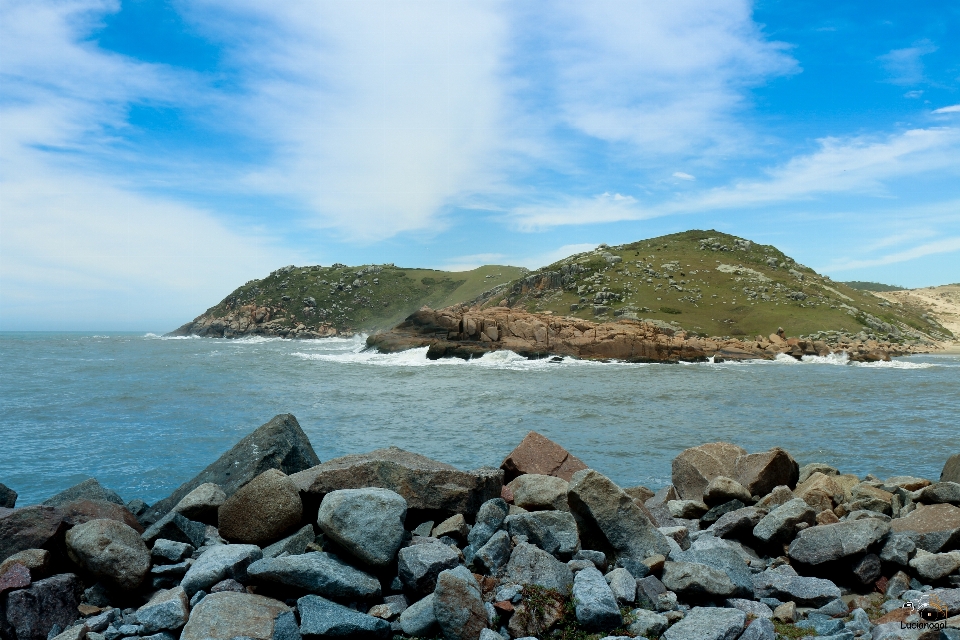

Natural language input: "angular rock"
[218,469,302,545]
[501,431,588,482]
[468,498,509,549]
[507,474,570,511]
[667,499,709,519]
[703,477,751,506]
[627,609,668,637]
[505,510,580,559]
[141,512,207,549]
[701,499,746,525]
[772,600,796,623]
[636,574,667,608]
[475,530,512,575]
[880,533,916,567]
[851,553,882,585]
[662,561,737,599]
[918,482,960,506]
[572,567,622,631]
[752,498,816,544]
[816,509,840,525]
[180,544,262,596]
[273,610,301,640]
[298,594,390,639]
[0,562,31,595]
[756,485,794,510]
[0,505,66,562]
[943,454,960,484]
[137,587,189,634]
[42,479,124,508]
[908,550,960,581]
[151,539,193,564]
[247,551,381,597]
[504,541,574,594]
[796,613,844,636]
[794,472,846,509]
[739,617,775,640]
[58,499,143,533]
[210,577,245,593]
[434,565,489,640]
[726,598,773,618]
[711,506,765,539]
[798,463,839,485]
[567,469,670,565]
[890,503,960,552]
[753,569,841,607]
[398,542,460,594]
[735,448,799,497]
[0,549,51,578]
[316,488,407,567]
[787,518,890,564]
[172,483,225,524]
[143,414,320,525]
[672,543,754,598]
[398,593,438,637]
[262,524,315,559]
[433,514,470,541]
[671,442,746,501]
[292,447,501,517]
[150,559,191,589]
[848,482,893,514]
[180,591,290,640]
[3,573,80,640]
[605,567,636,605]
[0,483,16,508]
[624,486,656,504]
[662,606,746,640]
[65,519,151,590]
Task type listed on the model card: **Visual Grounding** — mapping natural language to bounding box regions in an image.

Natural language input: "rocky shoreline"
[366,306,936,363]
[2,415,959,640]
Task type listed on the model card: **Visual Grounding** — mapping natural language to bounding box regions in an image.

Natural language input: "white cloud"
[672,172,696,181]
[878,40,937,85]
[511,193,647,231]
[933,105,960,114]
[823,237,960,272]
[904,90,923,98]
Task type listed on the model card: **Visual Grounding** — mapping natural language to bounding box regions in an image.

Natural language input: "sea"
[1,332,958,507]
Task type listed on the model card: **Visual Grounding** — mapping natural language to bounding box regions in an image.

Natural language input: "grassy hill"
[472,230,950,342]
[841,281,904,292]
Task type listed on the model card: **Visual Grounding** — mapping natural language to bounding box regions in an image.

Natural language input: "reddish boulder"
[0,562,31,595]
[3,573,81,640]
[735,448,800,497]
[890,503,960,552]
[501,431,588,482]
[0,506,66,563]
[59,499,144,533]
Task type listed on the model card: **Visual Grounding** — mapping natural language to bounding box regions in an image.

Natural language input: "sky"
[1,0,958,330]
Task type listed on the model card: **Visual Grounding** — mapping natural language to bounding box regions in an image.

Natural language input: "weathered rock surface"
[0,483,18,508]
[247,551,382,597]
[908,549,960,581]
[42,478,125,508]
[172,483,225,524]
[505,510,580,559]
[180,591,290,640]
[918,481,960,506]
[262,523,315,559]
[787,518,890,564]
[434,565,489,640]
[397,542,460,594]
[942,453,960,484]
[474,529,512,574]
[662,606,746,640]
[151,539,193,564]
[218,469,302,545]
[0,505,66,562]
[468,498,509,549]
[567,469,671,565]
[504,541,574,594]
[507,474,570,511]
[703,477,752,506]
[141,512,207,549]
[316,488,407,567]
[65,519,151,590]
[298,594,391,639]
[0,562,31,595]
[180,544,262,596]
[752,498,816,544]
[662,561,738,599]
[752,569,841,607]
[136,587,189,634]
[58,499,143,533]
[734,448,800,497]
[500,431,588,482]
[711,506,766,539]
[605,567,636,604]
[572,566,622,631]
[890,503,960,552]
[398,593,438,637]
[2,573,80,640]
[672,443,746,501]
[142,414,319,525]
[292,447,501,517]
[0,549,51,578]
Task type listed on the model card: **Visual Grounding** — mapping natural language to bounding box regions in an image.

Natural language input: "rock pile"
[2,416,959,640]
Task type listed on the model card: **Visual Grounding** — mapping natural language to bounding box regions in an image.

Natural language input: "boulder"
[851,553,881,585]
[752,569,841,607]
[180,591,290,640]
[504,541,574,594]
[262,524,315,559]
[662,606,746,640]
[151,539,193,564]
[734,448,799,497]
[752,498,816,544]
[662,561,738,599]
[726,598,773,619]
[798,462,838,485]
[701,499,746,525]
[42,478,124,508]
[142,414,320,525]
[2,573,81,640]
[136,587,189,634]
[504,510,580,559]
[0,483,17,508]
[298,594,390,639]
[672,543,754,598]
[474,530,512,574]
[703,477,751,506]
[624,486,656,504]
[787,518,890,565]
[65,519,151,590]
[890,503,960,552]
[567,469,671,565]
[756,485,794,509]
[671,442,746,501]
[500,431,588,482]
[316,488,407,567]
[848,482,893,514]
[738,617,775,640]
[908,550,960,581]
[667,499,709,519]
[434,565,489,640]
[180,544,262,596]
[880,533,916,566]
[397,542,460,594]
[172,483,225,524]
[0,562,31,595]
[0,506,66,562]
[141,512,207,549]
[467,498,509,549]
[292,447,501,517]
[150,559,191,589]
[636,574,667,609]
[628,609,669,637]
[605,567,636,604]
[572,566,622,631]
[218,469,302,545]
[247,551,381,597]
[58,499,143,533]
[0,549,51,578]
[942,454,960,484]
[918,482,960,506]
[433,514,470,541]
[711,506,765,539]
[398,593,438,637]
[507,474,570,511]
[772,600,796,623]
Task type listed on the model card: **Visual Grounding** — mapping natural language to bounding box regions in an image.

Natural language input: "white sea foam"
[851,359,934,369]
[291,344,616,370]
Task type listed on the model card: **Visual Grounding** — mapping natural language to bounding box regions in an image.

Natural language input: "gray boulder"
[291,447,502,517]
[605,567,636,605]
[672,542,755,598]
[851,553,881,585]
[398,541,460,594]
[711,506,765,539]
[180,591,290,640]
[752,569,841,607]
[297,594,390,639]
[739,617,775,640]
[151,539,193,564]
[150,560,191,589]
[467,498,509,549]
[65,519,151,590]
[567,469,671,565]
[627,609,668,637]
[141,512,207,549]
[943,453,960,484]
[504,541,574,594]
[725,598,773,618]
[636,574,667,608]
[507,474,570,511]
[136,587,189,634]
[172,483,225,524]
[475,530,512,575]
[662,606,745,640]
[908,550,960,581]
[505,510,580,559]
[180,544,262,596]
[572,567,622,631]
[787,518,890,564]
[398,593,438,637]
[434,565,489,640]
[752,498,816,544]
[247,551,381,597]
[918,482,960,505]
[703,477,751,506]
[662,561,737,599]
[263,524,315,559]
[879,532,916,566]
[43,478,124,508]
[2,573,80,640]
[317,488,407,567]
[142,414,320,525]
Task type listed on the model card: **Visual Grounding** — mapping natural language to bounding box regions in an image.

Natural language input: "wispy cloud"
[511,193,646,231]
[878,40,937,85]
[823,237,960,272]
[933,104,960,114]
[673,172,696,181]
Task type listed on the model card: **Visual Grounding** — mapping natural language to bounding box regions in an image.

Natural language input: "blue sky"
[1,0,958,330]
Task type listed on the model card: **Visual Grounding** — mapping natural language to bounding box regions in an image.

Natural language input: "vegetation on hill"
[841,281,904,292]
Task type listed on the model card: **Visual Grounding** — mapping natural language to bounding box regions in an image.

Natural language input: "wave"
[291,344,617,370]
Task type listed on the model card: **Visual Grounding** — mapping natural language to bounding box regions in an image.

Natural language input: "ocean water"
[1,332,958,507]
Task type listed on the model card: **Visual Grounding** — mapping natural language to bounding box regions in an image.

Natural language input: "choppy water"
[1,332,958,507]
